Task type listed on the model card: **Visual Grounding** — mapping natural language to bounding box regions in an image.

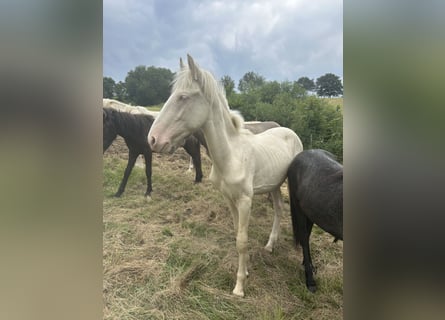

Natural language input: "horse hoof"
[145,195,152,201]
[113,193,122,198]
[232,288,245,297]
[264,244,273,252]
[307,285,317,293]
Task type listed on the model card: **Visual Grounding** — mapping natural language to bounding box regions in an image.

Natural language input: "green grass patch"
[323,97,343,112]
[146,104,163,111]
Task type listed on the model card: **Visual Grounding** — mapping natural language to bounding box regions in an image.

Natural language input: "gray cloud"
[104,0,342,83]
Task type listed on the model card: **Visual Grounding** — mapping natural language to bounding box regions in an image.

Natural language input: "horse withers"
[287,149,343,292]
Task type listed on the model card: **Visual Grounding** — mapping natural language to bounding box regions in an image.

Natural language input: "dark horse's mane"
[103,107,203,197]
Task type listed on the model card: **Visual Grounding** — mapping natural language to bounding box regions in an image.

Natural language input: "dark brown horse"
[103,107,202,198]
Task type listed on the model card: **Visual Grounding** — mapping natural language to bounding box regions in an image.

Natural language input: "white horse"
[148,55,303,297]
[103,98,160,118]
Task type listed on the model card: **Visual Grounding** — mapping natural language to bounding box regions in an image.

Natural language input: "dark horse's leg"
[183,136,203,183]
[289,183,317,292]
[297,211,317,292]
[306,219,316,274]
[114,150,138,197]
[142,147,153,198]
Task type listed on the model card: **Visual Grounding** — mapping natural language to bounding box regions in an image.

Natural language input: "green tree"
[114,81,128,102]
[220,75,235,97]
[125,66,174,106]
[238,71,265,93]
[296,76,315,92]
[281,81,307,99]
[228,91,259,121]
[103,76,116,98]
[315,73,343,97]
[257,81,281,104]
[291,96,343,161]
[270,92,298,128]
[255,101,274,122]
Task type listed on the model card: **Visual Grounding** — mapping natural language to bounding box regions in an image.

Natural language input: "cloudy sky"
[104,0,342,84]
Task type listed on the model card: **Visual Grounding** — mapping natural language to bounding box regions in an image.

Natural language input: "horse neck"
[114,112,148,141]
[103,132,117,152]
[201,100,238,172]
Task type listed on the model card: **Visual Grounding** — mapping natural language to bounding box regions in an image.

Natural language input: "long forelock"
[171,69,196,92]
[172,65,247,133]
[172,67,229,110]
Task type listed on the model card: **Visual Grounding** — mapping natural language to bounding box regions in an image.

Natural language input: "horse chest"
[209,167,249,199]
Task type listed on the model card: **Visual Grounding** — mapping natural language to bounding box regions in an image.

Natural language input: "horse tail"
[287,162,301,248]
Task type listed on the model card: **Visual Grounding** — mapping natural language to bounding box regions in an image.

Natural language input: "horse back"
[244,121,280,134]
[287,149,343,239]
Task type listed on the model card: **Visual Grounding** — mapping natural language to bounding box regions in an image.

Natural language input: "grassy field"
[323,97,343,112]
[146,104,163,112]
[103,137,343,319]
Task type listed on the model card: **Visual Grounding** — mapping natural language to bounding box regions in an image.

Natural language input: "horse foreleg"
[191,153,203,183]
[232,195,252,297]
[143,148,153,199]
[183,138,203,183]
[265,189,283,252]
[188,157,194,171]
[115,150,138,197]
[226,199,239,236]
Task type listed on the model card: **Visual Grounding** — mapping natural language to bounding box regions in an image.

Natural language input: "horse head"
[103,108,118,152]
[148,55,211,153]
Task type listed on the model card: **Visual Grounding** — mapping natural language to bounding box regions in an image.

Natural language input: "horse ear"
[187,54,201,82]
[179,57,185,69]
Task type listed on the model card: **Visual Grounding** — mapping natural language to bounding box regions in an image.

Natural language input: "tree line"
[103,66,343,161]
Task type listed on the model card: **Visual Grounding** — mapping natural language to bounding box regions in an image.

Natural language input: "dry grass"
[103,137,343,319]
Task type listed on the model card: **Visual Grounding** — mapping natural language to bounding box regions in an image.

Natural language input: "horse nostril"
[150,136,156,147]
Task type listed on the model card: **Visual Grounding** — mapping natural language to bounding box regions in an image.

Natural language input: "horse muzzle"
[148,133,173,153]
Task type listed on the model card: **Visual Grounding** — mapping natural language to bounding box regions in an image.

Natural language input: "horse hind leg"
[299,215,316,292]
[265,189,283,252]
[288,185,317,292]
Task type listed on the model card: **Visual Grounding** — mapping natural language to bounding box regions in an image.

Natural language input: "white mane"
[103,99,159,117]
[230,110,252,134]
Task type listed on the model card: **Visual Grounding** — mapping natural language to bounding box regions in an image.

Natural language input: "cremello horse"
[148,55,303,296]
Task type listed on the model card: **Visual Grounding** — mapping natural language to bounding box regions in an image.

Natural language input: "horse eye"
[179,94,188,100]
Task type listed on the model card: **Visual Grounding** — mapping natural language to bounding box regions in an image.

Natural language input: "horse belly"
[251,144,295,194]
[298,179,343,239]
